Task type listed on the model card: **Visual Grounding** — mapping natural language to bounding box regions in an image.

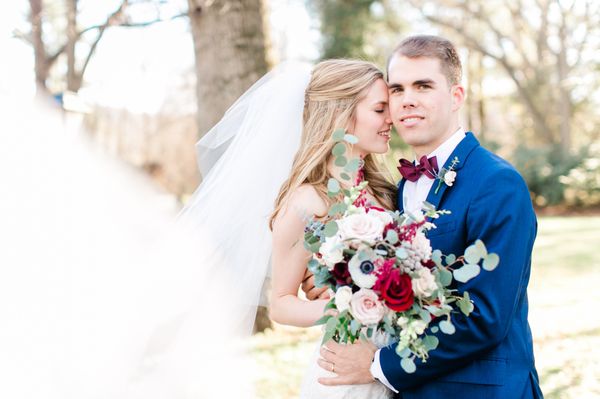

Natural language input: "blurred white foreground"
[0,96,253,399]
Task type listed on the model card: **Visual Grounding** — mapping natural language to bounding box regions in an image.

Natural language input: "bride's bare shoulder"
[272,185,328,231]
[286,184,328,218]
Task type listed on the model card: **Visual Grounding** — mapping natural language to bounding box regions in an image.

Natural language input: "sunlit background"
[1,1,599,398]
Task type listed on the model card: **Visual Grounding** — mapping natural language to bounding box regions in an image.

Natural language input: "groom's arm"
[378,167,537,391]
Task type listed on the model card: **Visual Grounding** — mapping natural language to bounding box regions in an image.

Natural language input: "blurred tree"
[310,0,405,65]
[405,0,600,157]
[311,0,377,59]
[187,0,270,138]
[21,0,186,95]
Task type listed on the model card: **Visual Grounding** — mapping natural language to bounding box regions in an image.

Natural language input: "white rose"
[319,234,344,269]
[334,286,353,312]
[411,319,428,335]
[348,247,378,289]
[444,170,457,186]
[411,267,438,298]
[367,208,393,227]
[350,288,385,325]
[338,213,384,245]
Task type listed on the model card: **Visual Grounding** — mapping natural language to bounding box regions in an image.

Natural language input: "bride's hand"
[301,269,330,300]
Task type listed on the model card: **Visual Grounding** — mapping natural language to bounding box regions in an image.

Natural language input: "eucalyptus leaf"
[343,134,359,144]
[307,259,319,272]
[334,155,348,167]
[327,178,340,194]
[418,309,432,324]
[340,172,351,181]
[401,357,417,374]
[332,142,346,156]
[483,253,500,271]
[453,263,481,283]
[323,221,339,237]
[396,346,411,358]
[437,268,453,287]
[475,239,488,256]
[439,320,456,334]
[445,254,456,265]
[350,319,361,336]
[431,250,443,266]
[423,335,439,351]
[344,158,361,173]
[321,328,335,345]
[386,229,399,245]
[464,244,483,264]
[328,203,347,216]
[458,294,474,316]
[325,316,337,334]
[332,128,345,142]
[431,326,439,333]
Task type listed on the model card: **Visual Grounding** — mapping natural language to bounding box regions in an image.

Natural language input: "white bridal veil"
[179,61,312,311]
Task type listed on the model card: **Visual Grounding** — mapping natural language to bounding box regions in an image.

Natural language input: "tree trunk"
[187,0,271,333]
[187,0,270,139]
[29,0,49,95]
[66,0,79,92]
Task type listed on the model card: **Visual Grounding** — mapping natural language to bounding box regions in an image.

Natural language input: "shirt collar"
[416,127,465,167]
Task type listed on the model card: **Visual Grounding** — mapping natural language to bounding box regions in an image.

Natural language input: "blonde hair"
[269,59,397,229]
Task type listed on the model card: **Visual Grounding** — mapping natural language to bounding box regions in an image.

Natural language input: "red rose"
[375,268,414,312]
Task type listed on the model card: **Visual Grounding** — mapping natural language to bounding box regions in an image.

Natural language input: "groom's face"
[387,55,464,156]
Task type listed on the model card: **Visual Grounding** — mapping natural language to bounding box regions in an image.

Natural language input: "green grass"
[251,216,600,399]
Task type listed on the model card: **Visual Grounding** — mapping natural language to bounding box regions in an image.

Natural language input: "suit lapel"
[396,178,407,213]
[424,132,480,210]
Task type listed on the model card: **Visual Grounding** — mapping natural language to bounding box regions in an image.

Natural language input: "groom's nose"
[401,90,418,108]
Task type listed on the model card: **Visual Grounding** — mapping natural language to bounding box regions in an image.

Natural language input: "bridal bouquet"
[304,130,499,373]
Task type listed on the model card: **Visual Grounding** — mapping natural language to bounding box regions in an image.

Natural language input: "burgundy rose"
[375,267,414,312]
[331,262,352,285]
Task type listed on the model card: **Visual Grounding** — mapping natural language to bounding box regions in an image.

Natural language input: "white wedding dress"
[299,339,393,398]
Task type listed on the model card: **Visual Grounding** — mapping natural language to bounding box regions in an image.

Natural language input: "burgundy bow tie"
[398,155,439,182]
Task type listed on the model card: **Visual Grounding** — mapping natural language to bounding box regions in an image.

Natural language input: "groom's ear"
[450,84,465,111]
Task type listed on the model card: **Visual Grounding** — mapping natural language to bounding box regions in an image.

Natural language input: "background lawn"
[249,216,600,399]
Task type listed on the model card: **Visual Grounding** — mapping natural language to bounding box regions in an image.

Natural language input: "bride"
[267,60,396,398]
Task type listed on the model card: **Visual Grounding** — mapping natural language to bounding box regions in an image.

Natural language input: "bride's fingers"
[324,340,343,351]
[319,346,336,362]
[316,357,335,372]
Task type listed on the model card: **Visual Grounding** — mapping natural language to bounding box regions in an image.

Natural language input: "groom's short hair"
[388,35,462,86]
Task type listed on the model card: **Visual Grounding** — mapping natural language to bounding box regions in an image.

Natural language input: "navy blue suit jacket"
[381,133,543,399]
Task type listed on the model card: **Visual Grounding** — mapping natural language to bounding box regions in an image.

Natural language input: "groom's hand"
[301,269,330,300]
[317,340,377,386]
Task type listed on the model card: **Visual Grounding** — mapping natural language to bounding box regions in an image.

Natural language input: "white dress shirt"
[369,127,466,392]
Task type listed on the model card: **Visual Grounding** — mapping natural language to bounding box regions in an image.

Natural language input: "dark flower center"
[360,260,374,274]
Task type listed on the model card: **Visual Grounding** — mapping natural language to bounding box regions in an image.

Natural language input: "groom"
[304,35,544,398]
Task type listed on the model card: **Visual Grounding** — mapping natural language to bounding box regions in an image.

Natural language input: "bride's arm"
[269,186,329,328]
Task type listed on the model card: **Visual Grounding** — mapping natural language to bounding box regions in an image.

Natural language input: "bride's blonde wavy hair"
[269,59,397,229]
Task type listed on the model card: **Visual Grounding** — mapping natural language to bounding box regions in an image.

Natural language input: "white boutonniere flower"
[434,156,460,194]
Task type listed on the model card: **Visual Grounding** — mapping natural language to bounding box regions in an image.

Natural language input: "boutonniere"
[434,156,460,194]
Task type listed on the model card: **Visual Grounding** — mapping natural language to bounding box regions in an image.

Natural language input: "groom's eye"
[418,84,431,90]
[375,109,384,113]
